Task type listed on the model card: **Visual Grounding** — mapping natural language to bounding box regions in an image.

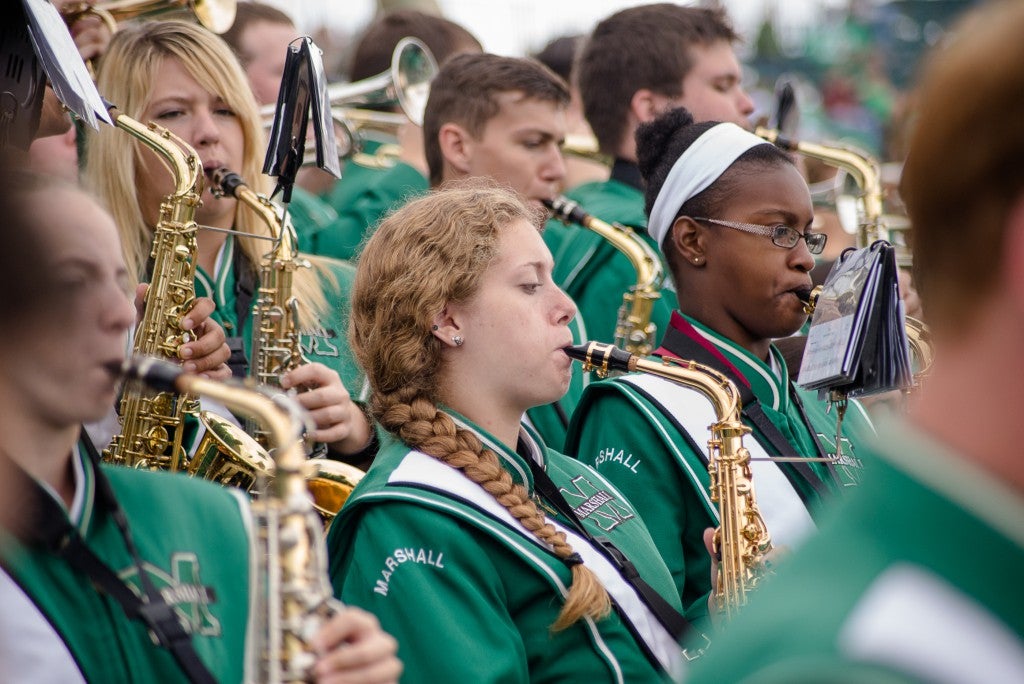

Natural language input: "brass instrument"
[103,108,203,472]
[904,315,934,385]
[101,110,275,492]
[62,0,236,35]
[567,342,771,617]
[210,167,363,520]
[545,196,664,356]
[260,37,438,170]
[755,127,886,249]
[120,356,343,682]
[561,133,612,167]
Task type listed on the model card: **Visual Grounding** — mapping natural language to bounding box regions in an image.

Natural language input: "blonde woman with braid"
[327,185,688,683]
[85,21,375,463]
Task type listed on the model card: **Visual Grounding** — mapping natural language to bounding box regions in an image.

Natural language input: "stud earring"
[452,335,464,347]
[431,325,439,330]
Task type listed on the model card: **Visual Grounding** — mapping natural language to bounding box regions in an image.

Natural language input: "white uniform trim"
[840,563,1024,684]
[0,567,87,684]
[621,373,815,549]
[387,451,685,681]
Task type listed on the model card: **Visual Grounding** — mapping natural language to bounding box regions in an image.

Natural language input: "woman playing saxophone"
[0,170,400,683]
[85,20,376,466]
[565,108,876,630]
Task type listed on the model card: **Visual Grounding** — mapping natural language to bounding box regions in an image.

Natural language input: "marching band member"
[420,51,585,450]
[328,185,687,683]
[84,20,376,464]
[309,10,482,261]
[552,3,755,348]
[0,171,401,683]
[689,1,1024,679]
[566,107,874,628]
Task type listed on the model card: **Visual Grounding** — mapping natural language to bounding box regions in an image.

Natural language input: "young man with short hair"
[553,3,755,347]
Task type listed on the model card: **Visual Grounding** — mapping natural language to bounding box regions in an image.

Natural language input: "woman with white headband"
[565,107,875,631]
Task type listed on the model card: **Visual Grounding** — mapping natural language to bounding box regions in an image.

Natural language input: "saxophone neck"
[210,167,301,260]
[110,108,203,199]
[755,126,885,243]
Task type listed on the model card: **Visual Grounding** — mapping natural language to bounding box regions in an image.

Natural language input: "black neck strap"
[523,455,704,655]
[659,324,837,499]
[11,433,217,684]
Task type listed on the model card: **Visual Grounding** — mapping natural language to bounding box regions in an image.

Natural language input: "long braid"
[352,184,611,630]
[373,388,611,630]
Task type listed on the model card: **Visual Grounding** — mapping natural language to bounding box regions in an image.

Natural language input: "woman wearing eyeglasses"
[565,107,874,630]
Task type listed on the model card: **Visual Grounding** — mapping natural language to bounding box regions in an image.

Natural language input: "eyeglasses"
[692,217,828,255]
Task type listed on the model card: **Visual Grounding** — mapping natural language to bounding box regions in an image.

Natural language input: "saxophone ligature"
[545,196,665,356]
[566,341,772,617]
[209,167,364,521]
[120,356,342,683]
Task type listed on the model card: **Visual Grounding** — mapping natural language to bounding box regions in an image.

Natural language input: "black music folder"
[797,241,912,398]
[262,36,340,201]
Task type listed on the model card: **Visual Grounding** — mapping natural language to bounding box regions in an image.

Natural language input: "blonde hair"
[351,184,611,631]
[85,20,331,327]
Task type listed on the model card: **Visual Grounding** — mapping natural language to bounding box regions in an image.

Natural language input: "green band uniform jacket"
[194,234,367,393]
[310,147,429,261]
[551,173,679,348]
[566,312,873,627]
[327,412,687,683]
[0,442,254,683]
[687,417,1024,683]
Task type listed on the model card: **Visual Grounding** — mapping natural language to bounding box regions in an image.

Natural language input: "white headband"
[647,122,767,247]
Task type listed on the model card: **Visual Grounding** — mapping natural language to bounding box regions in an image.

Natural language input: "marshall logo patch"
[119,552,220,636]
[559,475,635,532]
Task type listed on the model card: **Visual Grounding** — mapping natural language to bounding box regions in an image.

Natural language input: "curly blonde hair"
[351,184,610,630]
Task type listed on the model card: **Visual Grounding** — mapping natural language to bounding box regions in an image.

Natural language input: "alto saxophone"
[103,109,203,472]
[209,167,311,446]
[545,196,664,356]
[566,341,772,617]
[120,356,343,683]
[209,167,363,522]
[102,110,275,488]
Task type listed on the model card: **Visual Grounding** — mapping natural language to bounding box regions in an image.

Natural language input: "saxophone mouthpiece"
[564,341,635,376]
[209,167,245,199]
[795,285,822,315]
[117,355,185,393]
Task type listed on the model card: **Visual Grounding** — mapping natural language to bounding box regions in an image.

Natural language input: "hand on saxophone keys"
[279,362,374,455]
[133,284,233,379]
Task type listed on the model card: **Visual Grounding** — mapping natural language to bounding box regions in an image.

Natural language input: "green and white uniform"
[0,442,253,683]
[566,312,873,625]
[311,155,428,261]
[287,186,339,255]
[327,412,687,683]
[194,235,366,395]
[687,417,1024,683]
[552,165,679,348]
